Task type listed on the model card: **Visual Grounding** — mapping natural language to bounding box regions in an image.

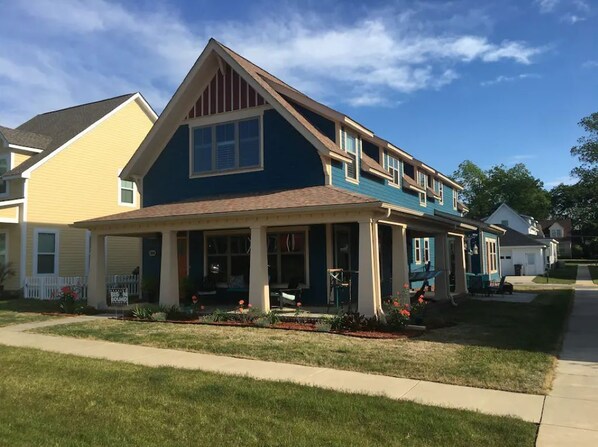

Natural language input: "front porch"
[77,187,471,316]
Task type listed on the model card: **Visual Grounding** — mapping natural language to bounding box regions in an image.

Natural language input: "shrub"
[211,309,230,322]
[254,317,272,328]
[55,286,82,314]
[330,311,366,331]
[132,306,154,320]
[151,312,167,322]
[383,298,411,331]
[315,320,332,332]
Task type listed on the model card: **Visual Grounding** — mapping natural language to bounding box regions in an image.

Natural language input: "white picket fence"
[23,275,140,300]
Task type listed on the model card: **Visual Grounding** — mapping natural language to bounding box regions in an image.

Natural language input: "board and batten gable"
[24,99,154,278]
[142,108,326,207]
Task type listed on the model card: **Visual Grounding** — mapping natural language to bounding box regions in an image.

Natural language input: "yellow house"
[0,93,157,294]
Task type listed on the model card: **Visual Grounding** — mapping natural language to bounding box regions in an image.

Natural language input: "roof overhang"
[434,209,506,235]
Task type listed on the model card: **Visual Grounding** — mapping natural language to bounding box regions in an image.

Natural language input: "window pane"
[239,119,260,167]
[345,134,356,154]
[346,153,357,179]
[121,189,134,204]
[207,255,228,282]
[280,233,305,253]
[121,179,134,190]
[193,127,212,173]
[37,254,55,274]
[230,235,251,254]
[216,123,235,170]
[207,236,227,255]
[281,255,305,283]
[38,233,55,253]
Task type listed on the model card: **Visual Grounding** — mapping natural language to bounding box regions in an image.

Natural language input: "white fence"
[24,275,140,300]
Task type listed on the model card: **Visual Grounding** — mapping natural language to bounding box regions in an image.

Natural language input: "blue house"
[79,39,503,315]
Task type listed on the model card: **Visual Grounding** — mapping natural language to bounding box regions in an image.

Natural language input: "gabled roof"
[0,126,51,151]
[3,93,157,179]
[122,38,462,191]
[496,225,546,247]
[540,218,572,236]
[485,203,536,230]
[75,185,382,227]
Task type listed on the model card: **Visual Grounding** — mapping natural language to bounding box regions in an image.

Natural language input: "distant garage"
[497,226,554,276]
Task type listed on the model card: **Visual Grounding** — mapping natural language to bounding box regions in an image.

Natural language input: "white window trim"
[341,127,360,184]
[438,182,444,205]
[414,238,422,264]
[117,169,137,207]
[453,188,458,210]
[33,228,59,276]
[417,170,427,207]
[384,151,402,189]
[188,107,266,179]
[203,226,310,288]
[0,231,8,266]
[485,237,498,273]
[423,238,430,263]
[0,153,11,197]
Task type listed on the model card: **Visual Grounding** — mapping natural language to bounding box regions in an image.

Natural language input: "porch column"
[358,219,380,317]
[453,235,468,295]
[434,233,453,304]
[249,225,270,312]
[391,225,410,296]
[159,230,179,307]
[88,232,107,309]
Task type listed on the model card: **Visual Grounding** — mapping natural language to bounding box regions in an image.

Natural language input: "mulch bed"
[113,316,420,339]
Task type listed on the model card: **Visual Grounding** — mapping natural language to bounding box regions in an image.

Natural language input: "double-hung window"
[417,171,427,206]
[438,181,444,205]
[341,128,358,181]
[414,239,421,264]
[0,155,9,195]
[423,238,430,263]
[119,179,135,205]
[192,117,261,176]
[453,189,458,210]
[35,230,58,275]
[385,152,401,187]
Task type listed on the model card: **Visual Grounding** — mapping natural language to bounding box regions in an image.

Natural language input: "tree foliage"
[453,161,551,220]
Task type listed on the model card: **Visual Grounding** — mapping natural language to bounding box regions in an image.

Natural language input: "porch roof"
[75,186,383,227]
[434,210,506,235]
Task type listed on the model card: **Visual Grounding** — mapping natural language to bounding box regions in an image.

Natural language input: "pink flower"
[403,283,410,289]
[239,299,245,306]
[61,286,70,294]
[418,297,424,304]
[192,295,198,303]
[200,305,205,310]
[296,302,302,307]
[400,309,411,317]
[247,303,253,308]
[392,301,400,308]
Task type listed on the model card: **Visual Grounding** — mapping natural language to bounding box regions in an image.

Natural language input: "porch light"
[209,263,220,274]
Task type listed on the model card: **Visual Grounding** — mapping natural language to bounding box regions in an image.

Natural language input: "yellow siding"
[25,99,154,278]
[106,236,141,276]
[0,224,21,290]
[13,152,32,168]
[0,206,18,221]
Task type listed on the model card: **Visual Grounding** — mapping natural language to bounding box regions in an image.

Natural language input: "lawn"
[36,290,573,394]
[0,299,62,327]
[532,264,578,284]
[0,346,536,447]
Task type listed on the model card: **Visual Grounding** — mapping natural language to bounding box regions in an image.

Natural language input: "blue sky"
[1,0,596,188]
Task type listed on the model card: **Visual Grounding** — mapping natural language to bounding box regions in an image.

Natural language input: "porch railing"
[23,275,140,300]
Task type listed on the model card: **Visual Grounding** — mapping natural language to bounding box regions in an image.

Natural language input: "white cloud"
[561,13,586,24]
[582,60,598,68]
[535,0,560,13]
[480,73,541,86]
[545,175,576,187]
[0,0,545,126]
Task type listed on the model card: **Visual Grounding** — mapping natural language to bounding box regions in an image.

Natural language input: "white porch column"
[249,225,270,312]
[358,219,380,317]
[391,225,410,296]
[434,233,453,303]
[454,235,468,295]
[159,230,179,307]
[88,232,107,309]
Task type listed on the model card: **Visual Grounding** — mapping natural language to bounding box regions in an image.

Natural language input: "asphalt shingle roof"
[0,125,52,150]
[496,225,547,247]
[3,93,135,177]
[77,186,381,225]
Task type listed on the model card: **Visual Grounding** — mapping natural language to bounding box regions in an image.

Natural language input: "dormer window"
[438,181,444,205]
[191,116,262,177]
[417,170,427,206]
[341,128,359,182]
[384,152,401,187]
[453,189,458,210]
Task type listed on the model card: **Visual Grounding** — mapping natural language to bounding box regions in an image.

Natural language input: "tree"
[453,161,551,220]
[571,112,598,180]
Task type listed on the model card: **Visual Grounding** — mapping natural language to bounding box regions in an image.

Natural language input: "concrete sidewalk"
[0,316,544,423]
[574,265,597,288]
[536,277,598,445]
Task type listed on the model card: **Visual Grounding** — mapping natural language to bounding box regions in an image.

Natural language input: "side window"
[35,230,58,275]
[120,179,135,205]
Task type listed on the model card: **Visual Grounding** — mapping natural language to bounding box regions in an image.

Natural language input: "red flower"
[392,301,400,307]
[239,299,245,306]
[61,286,70,294]
[192,295,198,303]
[403,283,410,289]
[400,309,411,317]
[297,302,302,307]
[418,297,424,304]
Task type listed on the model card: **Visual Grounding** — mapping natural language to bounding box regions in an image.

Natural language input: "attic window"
[384,152,401,187]
[417,171,427,206]
[191,116,262,177]
[341,128,359,182]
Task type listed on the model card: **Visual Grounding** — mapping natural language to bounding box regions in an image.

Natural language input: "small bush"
[254,317,271,328]
[315,320,332,332]
[132,306,154,320]
[330,311,366,331]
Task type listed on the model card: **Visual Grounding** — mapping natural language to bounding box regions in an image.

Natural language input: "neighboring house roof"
[76,185,382,226]
[0,125,51,151]
[540,218,572,236]
[2,93,157,178]
[496,225,547,247]
[122,38,462,191]
[484,203,538,232]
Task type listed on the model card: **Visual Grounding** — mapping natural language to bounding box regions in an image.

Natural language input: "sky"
[1,0,596,188]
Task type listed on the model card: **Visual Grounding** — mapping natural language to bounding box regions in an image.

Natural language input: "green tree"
[453,161,551,220]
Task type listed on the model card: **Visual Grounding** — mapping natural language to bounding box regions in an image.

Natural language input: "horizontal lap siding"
[25,100,153,277]
[143,109,326,207]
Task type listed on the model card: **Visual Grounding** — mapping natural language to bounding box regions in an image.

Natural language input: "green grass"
[37,290,573,394]
[0,346,536,447]
[532,264,578,284]
[0,299,62,327]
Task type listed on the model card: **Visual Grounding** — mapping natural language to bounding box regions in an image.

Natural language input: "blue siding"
[143,109,325,207]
